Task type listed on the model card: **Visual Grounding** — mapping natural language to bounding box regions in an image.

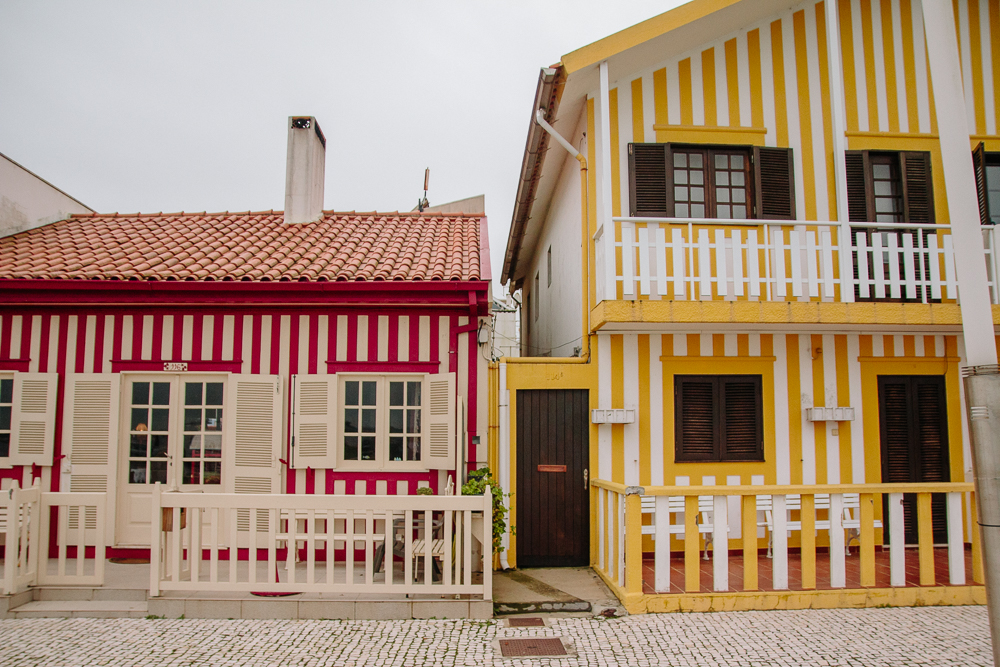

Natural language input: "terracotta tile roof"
[0,211,484,282]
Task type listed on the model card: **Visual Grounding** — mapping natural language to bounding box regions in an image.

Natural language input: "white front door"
[116,375,225,546]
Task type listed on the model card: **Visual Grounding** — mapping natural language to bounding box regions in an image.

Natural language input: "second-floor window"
[974,142,1000,226]
[628,143,796,220]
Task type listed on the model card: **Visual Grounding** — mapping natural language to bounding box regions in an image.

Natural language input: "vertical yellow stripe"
[812,333,827,484]
[924,335,936,357]
[903,335,916,357]
[771,20,790,147]
[611,334,624,483]
[786,334,803,485]
[967,0,986,134]
[748,29,765,129]
[653,67,669,128]
[737,334,749,356]
[713,334,725,357]
[663,335,673,487]
[834,334,852,483]
[860,334,873,357]
[679,58,694,125]
[638,335,651,487]
[900,0,920,133]
[880,0,900,132]
[702,47,717,126]
[762,334,774,357]
[860,0,880,132]
[687,333,700,356]
[794,10,817,221]
[725,39,740,127]
[631,78,645,143]
[588,98,598,310]
[883,336,895,357]
[816,3,838,221]
[839,0,861,132]
[991,0,1000,132]
[610,88,621,218]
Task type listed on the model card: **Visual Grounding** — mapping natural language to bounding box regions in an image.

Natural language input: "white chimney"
[284,116,326,224]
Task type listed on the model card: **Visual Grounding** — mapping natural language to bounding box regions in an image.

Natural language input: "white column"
[599,61,617,302]
[825,0,854,302]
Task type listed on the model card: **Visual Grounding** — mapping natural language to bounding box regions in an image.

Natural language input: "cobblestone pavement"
[0,606,991,666]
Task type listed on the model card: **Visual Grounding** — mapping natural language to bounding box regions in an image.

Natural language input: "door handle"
[584,468,589,490]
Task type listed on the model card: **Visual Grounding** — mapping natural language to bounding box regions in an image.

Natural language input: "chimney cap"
[290,116,326,149]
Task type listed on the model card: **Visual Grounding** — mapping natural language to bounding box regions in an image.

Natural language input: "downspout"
[498,360,511,569]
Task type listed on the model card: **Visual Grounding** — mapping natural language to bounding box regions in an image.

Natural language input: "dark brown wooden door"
[516,389,590,567]
[878,375,950,544]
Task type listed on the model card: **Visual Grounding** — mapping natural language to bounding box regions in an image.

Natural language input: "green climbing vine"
[461,467,512,555]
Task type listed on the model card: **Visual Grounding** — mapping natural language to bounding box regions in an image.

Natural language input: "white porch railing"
[593,479,979,598]
[1,482,106,594]
[596,218,1000,304]
[150,485,493,599]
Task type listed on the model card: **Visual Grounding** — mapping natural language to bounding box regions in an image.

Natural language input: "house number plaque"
[163,362,189,372]
[537,465,566,473]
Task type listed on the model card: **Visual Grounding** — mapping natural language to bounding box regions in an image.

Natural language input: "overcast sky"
[2,1,686,290]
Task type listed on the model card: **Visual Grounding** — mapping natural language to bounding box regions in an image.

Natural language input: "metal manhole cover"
[507,617,545,627]
[499,638,567,657]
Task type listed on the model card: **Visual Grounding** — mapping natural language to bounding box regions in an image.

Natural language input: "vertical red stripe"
[131,314,144,361]
[305,468,315,494]
[212,316,224,362]
[409,315,419,362]
[325,469,335,494]
[429,314,439,365]
[466,317,478,474]
[151,314,164,361]
[112,314,124,365]
[233,313,244,367]
[172,314,184,361]
[51,315,70,493]
[285,314,300,493]
[308,314,319,374]
[191,313,204,362]
[37,314,52,372]
[270,314,281,376]
[0,314,13,359]
[367,314,378,360]
[288,314,300,375]
[18,313,33,361]
[387,314,399,362]
[327,314,338,369]
[347,314,358,362]
[92,313,106,373]
[449,314,458,374]
[75,316,89,373]
[251,314,262,374]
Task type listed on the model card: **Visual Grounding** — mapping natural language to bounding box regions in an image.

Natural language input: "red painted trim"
[409,315,419,363]
[0,359,30,371]
[270,315,281,377]
[368,314,378,362]
[38,314,51,373]
[192,313,204,362]
[251,314,262,374]
[151,314,164,362]
[326,361,440,374]
[1,314,12,359]
[305,467,315,495]
[347,314,358,362]
[111,359,242,373]
[387,314,399,362]
[92,313,106,373]
[172,314,183,361]
[327,314,338,369]
[308,314,319,375]
[19,315,32,362]
[212,316,224,363]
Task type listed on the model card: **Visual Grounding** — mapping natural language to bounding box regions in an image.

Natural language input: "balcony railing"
[595,217,1000,305]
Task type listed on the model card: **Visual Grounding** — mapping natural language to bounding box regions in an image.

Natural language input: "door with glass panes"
[117,375,225,545]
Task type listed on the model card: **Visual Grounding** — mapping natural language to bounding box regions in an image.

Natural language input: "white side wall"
[1,153,93,238]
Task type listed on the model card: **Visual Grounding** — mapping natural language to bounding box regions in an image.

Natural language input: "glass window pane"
[717,189,730,203]
[129,461,147,484]
[407,382,421,406]
[675,203,689,217]
[205,409,222,431]
[716,172,729,186]
[690,187,704,203]
[131,382,149,406]
[185,383,203,406]
[691,204,705,217]
[204,462,221,485]
[389,437,403,461]
[690,170,704,185]
[184,409,202,432]
[0,379,11,404]
[873,164,891,179]
[674,153,687,167]
[344,436,358,460]
[690,153,703,168]
[389,382,404,406]
[129,434,147,458]
[732,172,745,186]
[344,409,358,433]
[733,190,746,204]
[734,205,747,218]
[674,186,688,201]
[361,382,377,406]
[150,435,169,458]
[183,461,200,485]
[715,154,728,169]
[361,436,376,461]
[0,433,7,457]
[150,461,168,485]
[131,408,149,431]
[718,204,732,219]
[389,409,403,434]
[151,408,170,432]
[184,434,201,458]
[731,155,744,169]
[674,170,688,184]
[875,198,894,213]
[344,381,359,406]
[0,406,10,431]
[361,408,377,433]
[874,180,893,196]
[407,437,421,461]
[152,383,170,406]
[407,409,421,434]
[205,383,224,406]
[203,435,222,458]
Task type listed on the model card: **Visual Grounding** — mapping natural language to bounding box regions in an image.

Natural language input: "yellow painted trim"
[631,78,645,144]
[793,10,817,221]
[591,300,1000,328]
[702,47,717,127]
[684,496,700,592]
[839,0,860,133]
[787,334,803,484]
[834,334,853,483]
[747,28,765,129]
[588,98,598,314]
[812,333,827,484]
[592,480,976,495]
[679,58,694,126]
[653,125,768,146]
[899,0,921,134]
[560,0,743,74]
[917,492,935,585]
[967,0,986,135]
[860,492,876,586]
[638,335,651,487]
[845,130,938,141]
[653,68,668,127]
[801,493,816,588]
[623,585,986,614]
[741,495,758,590]
[625,493,643,595]
[879,0,900,133]
[610,88,621,218]
[725,38,740,127]
[860,0,880,133]
[770,19,789,147]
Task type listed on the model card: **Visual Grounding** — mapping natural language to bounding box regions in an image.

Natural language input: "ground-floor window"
[674,374,764,462]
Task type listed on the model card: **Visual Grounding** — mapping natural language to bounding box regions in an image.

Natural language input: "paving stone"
[0,606,990,666]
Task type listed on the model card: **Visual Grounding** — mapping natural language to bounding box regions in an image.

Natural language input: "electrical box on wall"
[805,407,856,422]
[591,409,635,424]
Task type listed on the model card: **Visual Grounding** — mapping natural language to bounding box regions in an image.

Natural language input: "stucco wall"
[0,153,93,238]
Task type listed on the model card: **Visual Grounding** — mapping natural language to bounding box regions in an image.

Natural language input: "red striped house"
[0,193,491,553]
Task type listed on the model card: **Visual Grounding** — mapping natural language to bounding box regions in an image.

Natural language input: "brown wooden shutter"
[914,378,949,540]
[675,377,717,461]
[845,150,871,223]
[900,151,935,224]
[629,143,671,217]
[720,376,763,461]
[753,146,796,220]
[879,379,912,484]
[974,142,991,225]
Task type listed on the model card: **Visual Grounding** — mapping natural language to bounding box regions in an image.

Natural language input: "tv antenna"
[417,168,429,212]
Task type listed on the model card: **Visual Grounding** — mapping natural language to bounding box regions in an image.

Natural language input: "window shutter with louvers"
[720,376,763,460]
[900,152,935,224]
[291,374,337,469]
[845,150,872,222]
[675,377,718,461]
[753,147,796,220]
[629,143,671,217]
[224,375,282,495]
[425,372,456,470]
[974,142,991,225]
[10,372,57,466]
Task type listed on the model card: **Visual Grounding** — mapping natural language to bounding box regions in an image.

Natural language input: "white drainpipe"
[498,361,511,570]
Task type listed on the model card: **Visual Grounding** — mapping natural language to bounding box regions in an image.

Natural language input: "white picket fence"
[150,485,493,598]
[597,218,1000,304]
[0,481,107,594]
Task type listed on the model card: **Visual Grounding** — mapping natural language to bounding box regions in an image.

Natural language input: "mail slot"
[537,465,567,473]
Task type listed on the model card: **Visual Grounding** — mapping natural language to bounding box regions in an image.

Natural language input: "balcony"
[594,218,1000,324]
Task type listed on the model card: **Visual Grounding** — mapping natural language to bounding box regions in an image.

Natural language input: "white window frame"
[337,373,429,472]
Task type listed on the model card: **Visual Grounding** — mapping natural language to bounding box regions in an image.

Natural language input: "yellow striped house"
[495,0,1000,613]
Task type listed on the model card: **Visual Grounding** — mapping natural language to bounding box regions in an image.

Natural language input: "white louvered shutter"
[425,372,456,470]
[224,375,282,540]
[291,374,337,469]
[10,372,58,466]
[63,373,120,545]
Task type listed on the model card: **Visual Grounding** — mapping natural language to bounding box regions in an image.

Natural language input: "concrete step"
[34,587,148,602]
[11,600,149,619]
